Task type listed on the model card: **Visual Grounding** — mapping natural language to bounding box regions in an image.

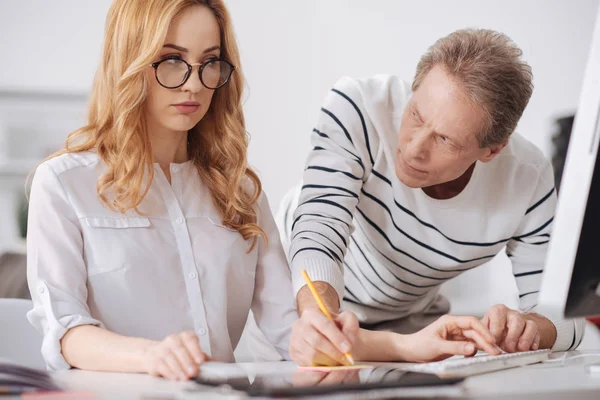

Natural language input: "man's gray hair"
[413,29,534,147]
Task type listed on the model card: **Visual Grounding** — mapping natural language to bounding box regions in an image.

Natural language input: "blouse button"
[176,217,184,224]
[198,328,207,336]
[189,272,197,279]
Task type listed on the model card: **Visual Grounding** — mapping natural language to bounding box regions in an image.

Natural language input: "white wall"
[234,0,599,206]
[1,0,597,207]
[1,0,598,315]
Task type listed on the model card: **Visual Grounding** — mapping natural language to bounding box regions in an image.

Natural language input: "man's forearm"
[523,312,557,349]
[296,281,340,315]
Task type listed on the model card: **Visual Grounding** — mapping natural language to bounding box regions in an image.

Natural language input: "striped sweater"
[282,75,584,351]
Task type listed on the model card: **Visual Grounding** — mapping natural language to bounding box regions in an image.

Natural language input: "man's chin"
[395,170,427,189]
[395,162,430,189]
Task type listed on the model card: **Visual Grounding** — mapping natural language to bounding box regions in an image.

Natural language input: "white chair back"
[0,298,45,369]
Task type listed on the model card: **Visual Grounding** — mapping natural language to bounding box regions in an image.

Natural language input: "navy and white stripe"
[281,75,584,351]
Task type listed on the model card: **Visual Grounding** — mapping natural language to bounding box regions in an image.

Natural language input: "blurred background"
[0,0,598,354]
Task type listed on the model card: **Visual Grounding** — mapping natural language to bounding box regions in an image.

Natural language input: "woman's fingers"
[446,316,496,345]
[435,339,477,357]
[460,329,501,355]
[181,331,206,364]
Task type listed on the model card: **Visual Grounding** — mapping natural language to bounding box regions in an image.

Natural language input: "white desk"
[39,351,600,399]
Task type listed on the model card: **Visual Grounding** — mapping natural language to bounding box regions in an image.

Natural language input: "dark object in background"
[551,115,575,192]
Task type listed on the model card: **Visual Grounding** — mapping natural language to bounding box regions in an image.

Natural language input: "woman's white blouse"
[26,152,298,370]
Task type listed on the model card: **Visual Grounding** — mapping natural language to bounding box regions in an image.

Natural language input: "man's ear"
[479,141,508,163]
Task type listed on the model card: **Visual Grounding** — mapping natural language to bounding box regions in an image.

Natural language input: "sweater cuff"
[548,317,578,351]
[291,256,344,306]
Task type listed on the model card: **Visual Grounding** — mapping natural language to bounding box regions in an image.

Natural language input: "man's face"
[395,65,502,188]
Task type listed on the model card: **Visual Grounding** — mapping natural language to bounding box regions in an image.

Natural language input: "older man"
[284,29,584,366]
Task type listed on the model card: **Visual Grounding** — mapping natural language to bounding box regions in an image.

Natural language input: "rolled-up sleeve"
[251,192,299,360]
[26,163,102,371]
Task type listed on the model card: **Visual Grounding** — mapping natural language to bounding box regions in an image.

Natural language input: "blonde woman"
[26,0,297,381]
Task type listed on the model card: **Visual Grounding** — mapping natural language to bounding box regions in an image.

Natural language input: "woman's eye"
[202,57,220,65]
[162,55,182,63]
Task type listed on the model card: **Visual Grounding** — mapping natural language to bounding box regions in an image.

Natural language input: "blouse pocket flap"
[85,217,151,229]
[206,216,237,232]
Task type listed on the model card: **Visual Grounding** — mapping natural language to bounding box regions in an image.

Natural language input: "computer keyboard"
[404,349,551,378]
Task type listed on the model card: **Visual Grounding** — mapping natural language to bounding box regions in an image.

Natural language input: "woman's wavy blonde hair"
[48,0,266,249]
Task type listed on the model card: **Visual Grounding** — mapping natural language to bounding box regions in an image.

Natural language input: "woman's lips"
[173,102,200,114]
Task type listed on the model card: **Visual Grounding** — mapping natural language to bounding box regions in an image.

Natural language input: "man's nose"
[405,130,429,162]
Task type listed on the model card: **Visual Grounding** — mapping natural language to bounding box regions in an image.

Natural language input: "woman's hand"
[143,331,210,381]
[400,315,501,362]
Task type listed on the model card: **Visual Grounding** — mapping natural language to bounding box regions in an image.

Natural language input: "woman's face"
[145,5,222,135]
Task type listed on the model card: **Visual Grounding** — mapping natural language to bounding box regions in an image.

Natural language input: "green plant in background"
[17,192,28,239]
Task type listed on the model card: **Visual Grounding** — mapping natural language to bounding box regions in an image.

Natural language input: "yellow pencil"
[301,269,355,365]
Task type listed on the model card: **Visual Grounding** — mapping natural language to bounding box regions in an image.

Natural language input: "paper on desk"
[298,364,373,372]
[197,362,248,379]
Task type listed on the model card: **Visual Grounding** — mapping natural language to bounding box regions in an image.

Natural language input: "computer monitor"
[538,4,600,319]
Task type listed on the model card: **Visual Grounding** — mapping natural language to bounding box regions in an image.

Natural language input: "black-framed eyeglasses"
[150,57,235,90]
